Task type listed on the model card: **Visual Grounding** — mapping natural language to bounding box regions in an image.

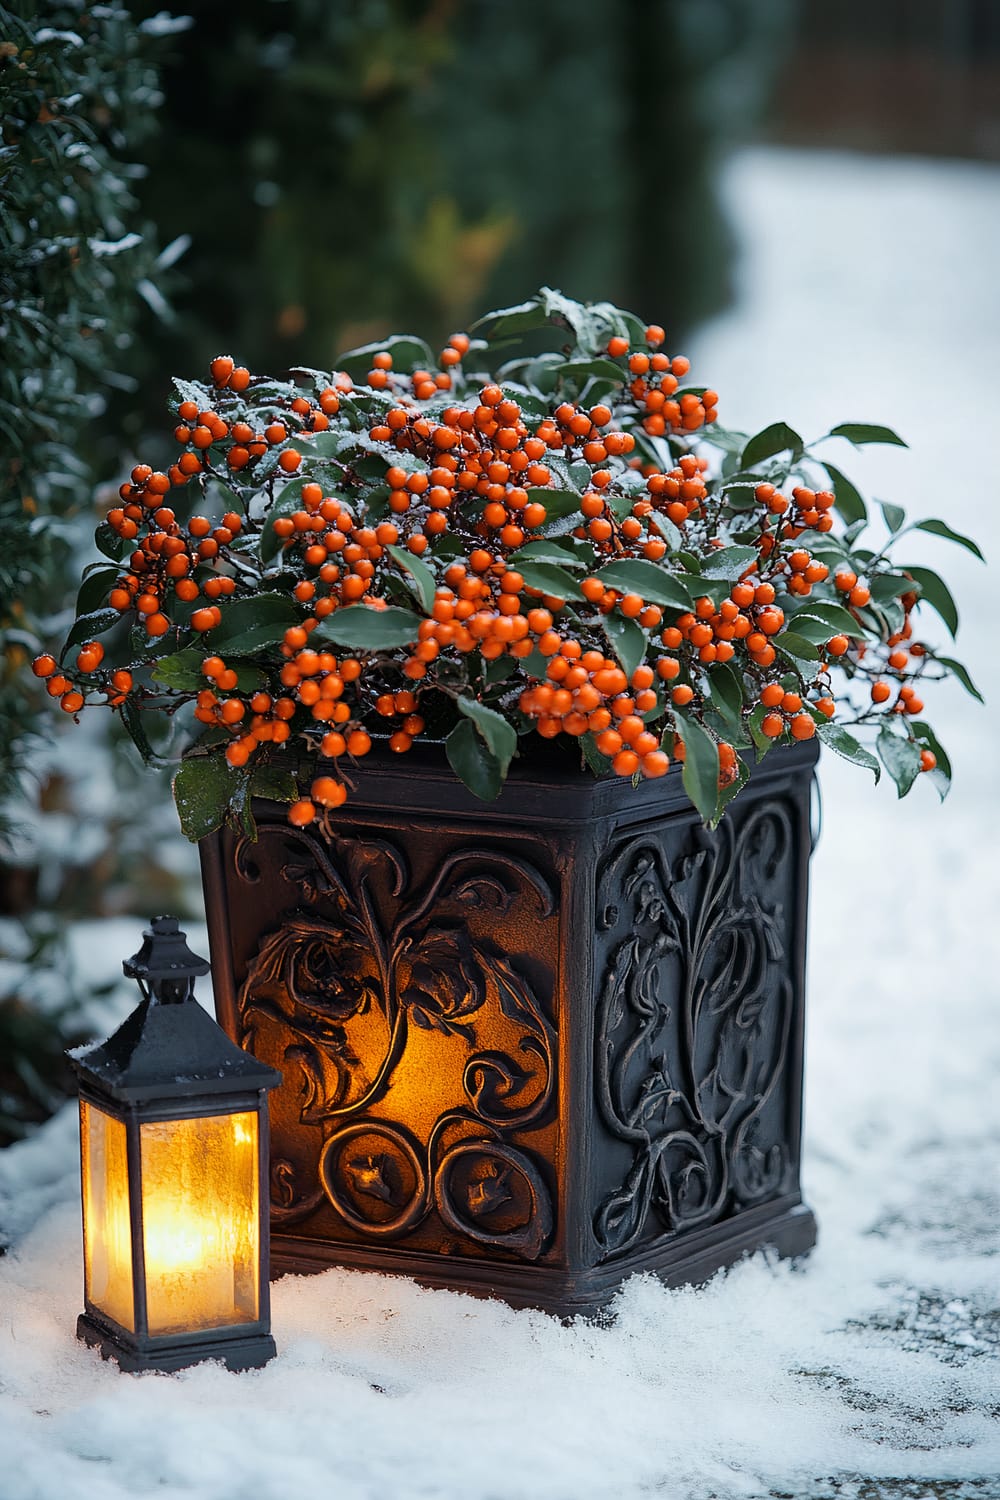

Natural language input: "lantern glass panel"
[80,1101,135,1332]
[139,1110,259,1336]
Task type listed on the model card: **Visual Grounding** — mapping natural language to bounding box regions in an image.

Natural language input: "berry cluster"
[35,291,973,833]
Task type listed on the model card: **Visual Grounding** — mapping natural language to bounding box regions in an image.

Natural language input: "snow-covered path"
[1,149,998,1500]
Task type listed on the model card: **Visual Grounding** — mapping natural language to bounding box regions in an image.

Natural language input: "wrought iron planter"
[200,739,819,1317]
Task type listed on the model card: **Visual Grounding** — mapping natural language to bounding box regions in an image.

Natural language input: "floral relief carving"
[235,823,557,1261]
[594,802,798,1259]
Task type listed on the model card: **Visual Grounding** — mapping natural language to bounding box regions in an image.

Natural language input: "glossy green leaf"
[880,501,906,535]
[151,648,205,691]
[62,608,121,655]
[790,601,861,638]
[557,357,627,385]
[506,540,589,569]
[877,726,922,798]
[909,720,952,801]
[595,559,692,610]
[699,545,758,581]
[445,718,503,801]
[935,655,984,703]
[249,765,299,804]
[173,754,241,842]
[773,631,821,661]
[740,422,803,470]
[207,594,301,655]
[118,697,156,766]
[316,604,423,650]
[75,565,118,617]
[868,572,915,604]
[457,697,517,775]
[601,614,647,680]
[816,722,880,781]
[94,521,132,562]
[821,462,867,526]
[707,663,745,730]
[903,565,959,636]
[259,480,305,563]
[828,422,907,448]
[672,710,720,823]
[385,544,435,613]
[514,561,584,599]
[913,518,985,561]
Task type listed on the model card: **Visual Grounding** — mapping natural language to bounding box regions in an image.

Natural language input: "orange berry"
[790,713,816,740]
[32,654,57,678]
[288,799,316,826]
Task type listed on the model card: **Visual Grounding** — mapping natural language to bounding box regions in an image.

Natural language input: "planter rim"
[246,738,820,828]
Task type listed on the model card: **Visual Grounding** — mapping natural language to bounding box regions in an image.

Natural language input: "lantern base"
[77,1313,276,1373]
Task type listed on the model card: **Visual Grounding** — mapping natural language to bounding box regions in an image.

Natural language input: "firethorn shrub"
[38,288,983,839]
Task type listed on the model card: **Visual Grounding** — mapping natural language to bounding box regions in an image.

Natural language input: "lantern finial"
[123,915,211,1004]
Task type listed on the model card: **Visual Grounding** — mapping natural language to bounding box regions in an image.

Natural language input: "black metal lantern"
[69,917,281,1373]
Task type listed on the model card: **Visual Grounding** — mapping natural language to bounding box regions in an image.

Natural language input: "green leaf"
[557,357,628,386]
[515,560,584,599]
[913,518,985,561]
[249,765,299,803]
[909,719,952,801]
[877,726,923,798]
[903,565,959,636]
[531,490,585,522]
[699,546,758,581]
[672,711,720,823]
[935,654,984,703]
[816,722,880,781]
[472,296,548,340]
[94,521,132,562]
[580,731,613,777]
[821,462,867,526]
[207,594,301,654]
[868,573,915,605]
[707,663,745,730]
[506,540,589,569]
[790,601,862,638]
[740,422,803,470]
[259,479,305,563]
[385,544,435,613]
[747,701,775,761]
[445,718,503,801]
[828,422,907,448]
[595,559,692,610]
[62,608,121,655]
[173,754,241,842]
[674,574,731,607]
[773,632,821,662]
[151,648,204,691]
[880,501,906,535]
[316,604,423,651]
[118,697,156,766]
[601,614,647,680]
[457,698,517,776]
[75,565,118,617]
[335,333,434,377]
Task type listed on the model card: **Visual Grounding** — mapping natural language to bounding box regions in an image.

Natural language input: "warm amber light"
[80,1101,135,1331]
[139,1111,259,1336]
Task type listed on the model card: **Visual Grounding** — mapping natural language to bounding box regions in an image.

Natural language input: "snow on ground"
[1,149,999,1500]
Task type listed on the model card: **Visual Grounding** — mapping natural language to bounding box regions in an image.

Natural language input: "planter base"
[202,740,819,1318]
[270,1196,817,1316]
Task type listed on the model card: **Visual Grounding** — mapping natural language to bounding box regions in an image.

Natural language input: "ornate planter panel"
[201,740,818,1316]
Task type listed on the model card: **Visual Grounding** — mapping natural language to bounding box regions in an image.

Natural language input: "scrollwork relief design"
[594,802,797,1259]
[235,823,557,1259]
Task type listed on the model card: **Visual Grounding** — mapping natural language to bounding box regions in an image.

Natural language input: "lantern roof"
[69,995,282,1104]
[70,916,281,1105]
